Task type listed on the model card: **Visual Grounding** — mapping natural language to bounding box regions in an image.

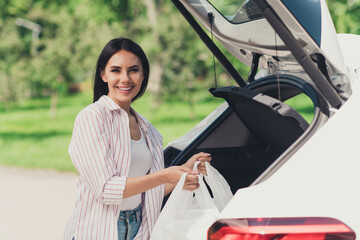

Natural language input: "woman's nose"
[120,72,130,82]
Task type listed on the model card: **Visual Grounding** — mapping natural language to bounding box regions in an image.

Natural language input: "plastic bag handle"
[193,161,201,171]
[191,161,218,210]
[164,169,217,209]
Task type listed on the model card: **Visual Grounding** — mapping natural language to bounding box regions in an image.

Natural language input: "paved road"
[0,166,78,240]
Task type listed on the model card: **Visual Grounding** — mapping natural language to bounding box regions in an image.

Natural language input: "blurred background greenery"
[0,0,359,172]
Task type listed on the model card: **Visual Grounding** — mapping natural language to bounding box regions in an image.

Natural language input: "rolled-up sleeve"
[69,108,126,205]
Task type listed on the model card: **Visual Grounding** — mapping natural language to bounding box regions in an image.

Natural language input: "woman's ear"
[100,69,107,83]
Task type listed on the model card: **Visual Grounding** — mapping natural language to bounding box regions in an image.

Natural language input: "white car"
[165,0,360,238]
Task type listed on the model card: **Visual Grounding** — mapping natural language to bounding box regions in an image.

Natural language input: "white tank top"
[118,131,152,210]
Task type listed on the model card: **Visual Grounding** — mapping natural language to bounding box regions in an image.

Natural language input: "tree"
[0,0,125,117]
[326,0,360,34]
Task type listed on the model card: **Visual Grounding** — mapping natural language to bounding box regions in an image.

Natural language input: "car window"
[207,0,264,24]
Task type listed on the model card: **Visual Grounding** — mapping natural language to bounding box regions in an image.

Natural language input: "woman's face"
[101,50,144,109]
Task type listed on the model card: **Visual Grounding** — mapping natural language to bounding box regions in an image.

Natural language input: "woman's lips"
[116,86,134,93]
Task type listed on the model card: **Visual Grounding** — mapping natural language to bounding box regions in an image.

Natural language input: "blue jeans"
[117,204,142,240]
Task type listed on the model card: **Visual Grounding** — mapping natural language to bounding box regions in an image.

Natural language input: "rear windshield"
[207,0,264,24]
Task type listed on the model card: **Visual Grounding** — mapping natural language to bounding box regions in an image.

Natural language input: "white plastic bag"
[203,162,233,212]
[150,162,233,240]
[150,173,218,240]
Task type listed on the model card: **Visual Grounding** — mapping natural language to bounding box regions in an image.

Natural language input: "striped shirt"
[64,95,165,240]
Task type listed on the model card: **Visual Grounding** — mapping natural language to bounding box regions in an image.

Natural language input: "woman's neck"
[107,95,132,114]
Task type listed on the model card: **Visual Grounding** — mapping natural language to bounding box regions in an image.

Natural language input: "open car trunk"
[164,0,347,194]
[164,75,329,193]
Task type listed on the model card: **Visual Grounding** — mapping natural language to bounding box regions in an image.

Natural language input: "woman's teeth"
[118,87,132,91]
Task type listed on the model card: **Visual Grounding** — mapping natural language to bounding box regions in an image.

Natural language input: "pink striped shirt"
[64,95,165,240]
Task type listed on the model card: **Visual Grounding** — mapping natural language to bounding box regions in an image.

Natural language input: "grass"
[0,90,224,172]
[0,91,93,172]
[0,90,313,172]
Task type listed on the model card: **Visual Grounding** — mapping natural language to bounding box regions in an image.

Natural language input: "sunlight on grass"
[0,91,93,172]
[0,90,224,172]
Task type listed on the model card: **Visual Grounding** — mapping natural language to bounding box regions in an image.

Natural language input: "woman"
[64,38,211,240]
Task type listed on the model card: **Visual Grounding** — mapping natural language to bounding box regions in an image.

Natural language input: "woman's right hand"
[161,165,192,185]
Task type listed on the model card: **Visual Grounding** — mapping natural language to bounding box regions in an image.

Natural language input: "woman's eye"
[129,69,139,72]
[111,69,120,73]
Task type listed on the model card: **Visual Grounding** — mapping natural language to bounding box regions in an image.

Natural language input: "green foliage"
[0,0,252,105]
[326,0,360,34]
[0,1,126,102]
[153,13,214,101]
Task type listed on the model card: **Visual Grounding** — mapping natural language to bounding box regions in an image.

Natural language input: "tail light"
[208,217,355,240]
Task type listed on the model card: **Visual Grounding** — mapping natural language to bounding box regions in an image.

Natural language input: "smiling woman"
[93,38,150,105]
[64,38,212,240]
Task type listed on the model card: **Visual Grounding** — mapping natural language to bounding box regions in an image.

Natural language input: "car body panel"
[337,34,360,72]
[220,78,360,233]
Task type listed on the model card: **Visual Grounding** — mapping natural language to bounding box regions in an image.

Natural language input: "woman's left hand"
[182,152,212,175]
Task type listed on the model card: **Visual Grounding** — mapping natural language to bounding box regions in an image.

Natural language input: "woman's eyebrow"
[109,65,139,69]
[128,65,140,69]
[110,66,121,69]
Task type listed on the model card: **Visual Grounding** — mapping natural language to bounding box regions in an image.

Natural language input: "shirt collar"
[134,111,150,132]
[99,95,122,111]
[99,95,150,131]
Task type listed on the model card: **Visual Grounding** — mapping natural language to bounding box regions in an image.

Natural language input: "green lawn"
[0,90,224,172]
[0,90,313,172]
